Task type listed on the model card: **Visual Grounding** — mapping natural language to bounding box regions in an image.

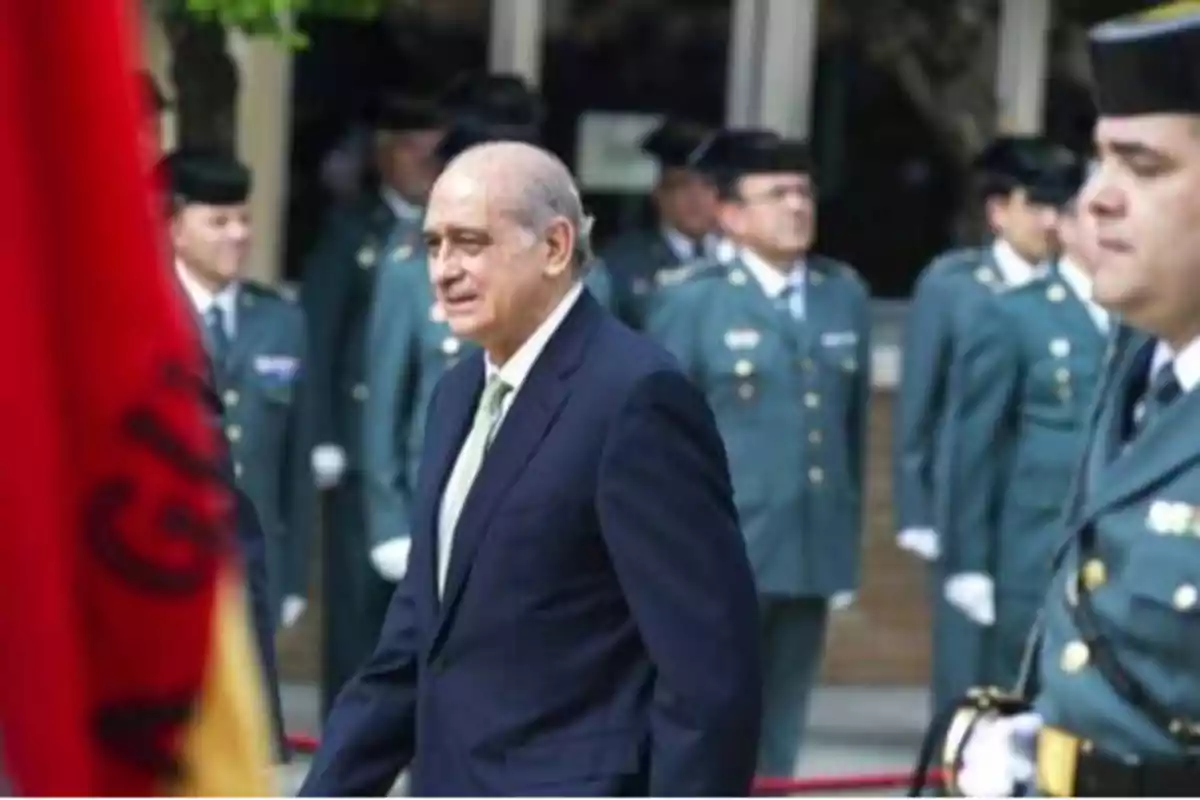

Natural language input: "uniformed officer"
[952,4,1200,795]
[598,117,719,328]
[161,147,289,758]
[892,135,1067,718]
[362,74,614,593]
[942,151,1109,691]
[300,92,445,714]
[647,128,870,778]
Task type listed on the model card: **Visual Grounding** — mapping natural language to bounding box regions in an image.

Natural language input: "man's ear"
[542,216,574,278]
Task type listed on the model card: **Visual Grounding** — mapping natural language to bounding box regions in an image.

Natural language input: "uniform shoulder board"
[811,255,867,290]
[655,258,719,288]
[241,279,285,300]
[930,246,986,277]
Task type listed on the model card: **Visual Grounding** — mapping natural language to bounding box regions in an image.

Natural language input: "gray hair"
[508,159,596,275]
[448,141,596,275]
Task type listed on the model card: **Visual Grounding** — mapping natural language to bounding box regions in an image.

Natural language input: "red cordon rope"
[284,733,943,794]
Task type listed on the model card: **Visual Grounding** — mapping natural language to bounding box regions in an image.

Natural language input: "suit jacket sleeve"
[300,213,355,446]
[944,296,1021,577]
[596,368,761,796]
[298,572,419,796]
[281,307,318,599]
[892,267,957,532]
[362,258,420,547]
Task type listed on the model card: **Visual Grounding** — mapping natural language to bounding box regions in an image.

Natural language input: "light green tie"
[437,374,512,595]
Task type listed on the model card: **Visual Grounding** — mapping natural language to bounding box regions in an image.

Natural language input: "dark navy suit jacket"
[300,289,761,796]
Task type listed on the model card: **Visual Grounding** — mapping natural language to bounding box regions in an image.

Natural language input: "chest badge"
[724,328,761,350]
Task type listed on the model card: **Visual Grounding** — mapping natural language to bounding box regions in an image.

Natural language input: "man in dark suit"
[301,141,762,796]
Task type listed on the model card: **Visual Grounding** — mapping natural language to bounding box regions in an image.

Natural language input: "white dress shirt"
[991,239,1039,287]
[436,281,585,587]
[1056,257,1109,333]
[1151,335,1200,394]
[662,226,716,263]
[740,247,806,317]
[381,186,423,223]
[175,259,238,336]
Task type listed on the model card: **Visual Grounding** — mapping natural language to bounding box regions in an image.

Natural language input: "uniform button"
[233,461,244,480]
[1173,583,1198,611]
[808,467,824,485]
[222,389,239,407]
[734,359,754,377]
[804,392,820,409]
[226,424,242,443]
[351,383,369,401]
[1055,368,1070,384]
[737,383,755,401]
[1081,559,1107,591]
[808,430,822,445]
[801,358,815,372]
[1060,640,1090,673]
[441,337,460,355]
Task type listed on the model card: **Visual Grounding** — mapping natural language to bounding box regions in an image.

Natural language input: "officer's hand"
[281,595,307,629]
[958,711,1041,796]
[370,537,411,582]
[312,444,346,489]
[944,572,995,626]
[897,527,940,561]
[829,591,855,611]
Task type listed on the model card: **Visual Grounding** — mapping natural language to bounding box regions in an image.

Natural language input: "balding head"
[438,141,594,269]
[423,141,592,364]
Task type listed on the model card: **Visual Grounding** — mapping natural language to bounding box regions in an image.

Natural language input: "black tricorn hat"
[1088,1,1200,116]
[159,147,252,206]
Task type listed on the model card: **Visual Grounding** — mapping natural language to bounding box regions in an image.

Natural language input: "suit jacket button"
[352,383,369,401]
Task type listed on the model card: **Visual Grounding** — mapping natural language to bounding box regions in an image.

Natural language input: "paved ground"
[273,682,931,796]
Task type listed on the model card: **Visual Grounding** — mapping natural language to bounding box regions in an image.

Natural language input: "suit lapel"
[432,291,603,645]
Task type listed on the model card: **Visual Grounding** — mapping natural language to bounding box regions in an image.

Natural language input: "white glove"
[312,443,347,489]
[280,595,307,629]
[829,591,855,611]
[945,572,996,626]
[957,711,1042,796]
[370,537,411,582]
[897,527,940,561]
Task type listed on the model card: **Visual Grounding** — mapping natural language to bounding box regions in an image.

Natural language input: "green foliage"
[152,0,393,47]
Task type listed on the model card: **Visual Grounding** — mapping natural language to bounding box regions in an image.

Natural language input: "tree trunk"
[162,13,239,151]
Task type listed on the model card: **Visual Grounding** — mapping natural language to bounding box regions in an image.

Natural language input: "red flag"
[0,2,268,794]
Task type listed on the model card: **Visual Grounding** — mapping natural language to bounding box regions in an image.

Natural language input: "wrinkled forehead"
[424,170,519,233]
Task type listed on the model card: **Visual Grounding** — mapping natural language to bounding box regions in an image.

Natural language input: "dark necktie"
[1134,360,1182,436]
[204,304,231,370]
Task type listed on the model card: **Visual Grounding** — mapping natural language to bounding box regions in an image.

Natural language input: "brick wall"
[278,391,934,686]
